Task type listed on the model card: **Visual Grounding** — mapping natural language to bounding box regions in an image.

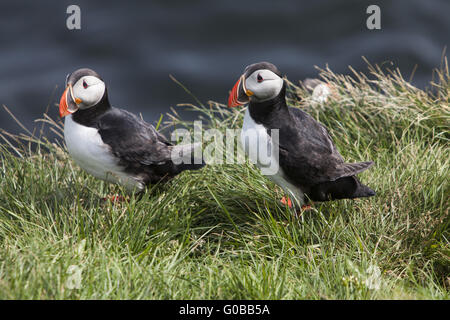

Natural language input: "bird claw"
[281,196,312,208]
[281,196,313,216]
[280,196,293,208]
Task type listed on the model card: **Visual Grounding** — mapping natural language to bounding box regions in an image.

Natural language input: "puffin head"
[228,62,284,107]
[59,68,107,117]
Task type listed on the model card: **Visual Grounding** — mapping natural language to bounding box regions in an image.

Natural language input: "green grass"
[0,60,448,299]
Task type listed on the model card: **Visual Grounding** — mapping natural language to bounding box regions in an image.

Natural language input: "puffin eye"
[257,74,263,83]
[83,80,88,89]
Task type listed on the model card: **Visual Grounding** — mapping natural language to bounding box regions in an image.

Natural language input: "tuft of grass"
[0,59,448,299]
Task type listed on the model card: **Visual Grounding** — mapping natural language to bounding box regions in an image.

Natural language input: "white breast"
[240,108,304,205]
[64,115,144,192]
[241,109,268,167]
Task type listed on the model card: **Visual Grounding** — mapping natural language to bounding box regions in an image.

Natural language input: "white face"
[71,75,106,109]
[244,69,284,102]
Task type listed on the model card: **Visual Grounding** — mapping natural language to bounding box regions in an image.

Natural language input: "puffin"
[228,62,375,209]
[59,68,204,195]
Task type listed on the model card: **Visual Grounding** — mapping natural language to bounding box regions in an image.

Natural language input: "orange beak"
[228,75,252,107]
[59,84,81,117]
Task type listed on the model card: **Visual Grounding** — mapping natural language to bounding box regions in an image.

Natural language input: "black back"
[248,82,374,193]
[66,68,202,185]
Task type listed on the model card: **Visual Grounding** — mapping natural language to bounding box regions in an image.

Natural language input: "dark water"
[0,0,448,138]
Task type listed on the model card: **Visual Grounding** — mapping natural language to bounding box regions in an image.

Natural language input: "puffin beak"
[228,74,253,107]
[59,84,82,117]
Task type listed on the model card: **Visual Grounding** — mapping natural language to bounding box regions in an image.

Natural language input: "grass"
[0,59,448,299]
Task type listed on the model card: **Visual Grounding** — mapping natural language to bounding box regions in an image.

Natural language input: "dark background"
[0,0,448,137]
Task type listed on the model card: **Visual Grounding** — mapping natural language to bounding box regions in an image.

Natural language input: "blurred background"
[0,0,448,138]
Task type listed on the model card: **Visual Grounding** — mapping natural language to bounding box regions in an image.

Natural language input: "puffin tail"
[352,180,376,198]
[309,175,375,201]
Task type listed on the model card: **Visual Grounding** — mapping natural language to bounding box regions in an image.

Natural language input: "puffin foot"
[301,204,312,211]
[295,204,313,217]
[281,196,313,213]
[280,196,293,208]
[102,195,128,203]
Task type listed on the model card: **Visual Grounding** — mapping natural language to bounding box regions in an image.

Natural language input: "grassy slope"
[0,61,448,299]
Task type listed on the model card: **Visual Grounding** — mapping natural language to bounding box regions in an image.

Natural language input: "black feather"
[247,81,376,202]
[309,176,375,201]
[71,92,203,187]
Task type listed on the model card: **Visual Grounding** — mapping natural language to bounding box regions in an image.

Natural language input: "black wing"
[96,107,174,165]
[288,107,343,160]
[277,107,373,186]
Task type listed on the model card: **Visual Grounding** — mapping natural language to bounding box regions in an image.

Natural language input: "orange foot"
[281,196,313,211]
[102,195,128,203]
[280,196,293,208]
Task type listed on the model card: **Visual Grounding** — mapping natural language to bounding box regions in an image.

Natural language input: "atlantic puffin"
[59,68,204,194]
[228,62,375,208]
